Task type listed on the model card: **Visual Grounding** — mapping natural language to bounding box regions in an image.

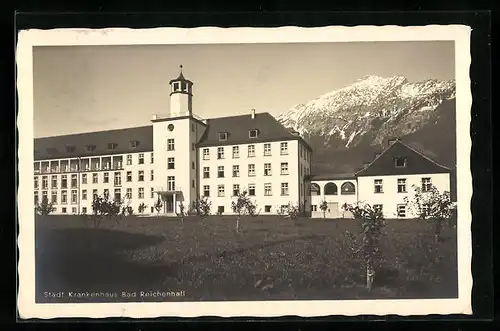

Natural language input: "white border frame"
[17,25,472,319]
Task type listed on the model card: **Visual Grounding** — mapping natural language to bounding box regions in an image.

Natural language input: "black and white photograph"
[17,25,473,318]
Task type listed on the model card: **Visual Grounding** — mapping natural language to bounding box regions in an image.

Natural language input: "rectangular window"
[264,183,272,196]
[137,153,144,164]
[126,171,132,182]
[192,123,195,132]
[151,206,154,213]
[218,185,225,197]
[218,132,227,141]
[104,189,109,199]
[232,165,240,177]
[103,172,109,183]
[422,177,432,192]
[126,154,132,165]
[217,206,225,214]
[232,184,240,196]
[203,167,210,178]
[232,146,239,158]
[61,190,67,204]
[92,189,98,200]
[280,142,288,155]
[150,153,154,164]
[265,205,272,213]
[92,173,98,184]
[281,182,289,196]
[373,204,383,213]
[62,207,67,213]
[248,164,255,177]
[150,188,155,199]
[82,207,87,214]
[264,163,272,176]
[203,148,210,160]
[203,185,210,197]
[217,147,225,159]
[126,188,132,200]
[138,170,144,182]
[82,189,87,200]
[167,138,175,151]
[71,207,77,214]
[374,179,383,193]
[191,162,195,170]
[248,145,255,157]
[395,157,407,168]
[81,173,87,184]
[42,191,48,203]
[281,162,289,175]
[167,176,175,191]
[264,143,271,156]
[114,188,121,202]
[114,172,121,186]
[249,129,258,138]
[311,205,317,212]
[138,188,144,199]
[150,170,154,181]
[51,190,57,204]
[397,204,406,218]
[71,174,77,188]
[34,191,39,205]
[248,184,255,196]
[51,175,58,189]
[192,180,195,188]
[51,175,57,188]
[34,176,39,189]
[397,178,407,193]
[217,166,225,178]
[192,143,195,151]
[71,190,77,204]
[167,157,175,169]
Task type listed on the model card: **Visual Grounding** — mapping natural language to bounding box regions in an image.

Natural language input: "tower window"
[173,82,179,91]
[249,129,259,138]
[218,132,228,141]
[181,82,187,91]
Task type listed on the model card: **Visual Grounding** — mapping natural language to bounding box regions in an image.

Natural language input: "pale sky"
[33,41,454,138]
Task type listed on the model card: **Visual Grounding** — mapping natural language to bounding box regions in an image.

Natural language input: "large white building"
[33,67,451,218]
[33,67,312,216]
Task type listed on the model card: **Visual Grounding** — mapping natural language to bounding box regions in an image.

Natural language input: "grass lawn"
[35,214,458,303]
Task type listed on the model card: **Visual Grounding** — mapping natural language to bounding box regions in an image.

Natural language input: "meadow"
[35,214,458,303]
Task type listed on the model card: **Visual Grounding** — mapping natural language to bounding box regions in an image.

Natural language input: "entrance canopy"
[156,190,182,197]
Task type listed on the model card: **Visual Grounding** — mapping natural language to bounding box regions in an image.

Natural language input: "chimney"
[251,109,256,119]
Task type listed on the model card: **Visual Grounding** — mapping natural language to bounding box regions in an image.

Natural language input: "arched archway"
[310,183,320,196]
[324,182,338,195]
[341,181,356,195]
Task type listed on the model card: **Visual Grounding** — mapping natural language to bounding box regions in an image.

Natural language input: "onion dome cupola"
[169,65,193,96]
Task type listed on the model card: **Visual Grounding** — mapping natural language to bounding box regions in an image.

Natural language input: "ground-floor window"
[373,204,383,213]
[62,207,67,213]
[217,206,225,214]
[82,207,87,214]
[397,204,406,218]
[311,205,317,211]
[150,206,154,213]
[264,205,271,213]
[72,207,77,214]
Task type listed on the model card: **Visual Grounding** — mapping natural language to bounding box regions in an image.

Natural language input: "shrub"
[319,200,328,219]
[35,196,56,216]
[198,196,212,218]
[138,202,147,214]
[231,190,257,232]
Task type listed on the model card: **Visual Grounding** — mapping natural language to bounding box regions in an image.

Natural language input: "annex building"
[33,67,451,219]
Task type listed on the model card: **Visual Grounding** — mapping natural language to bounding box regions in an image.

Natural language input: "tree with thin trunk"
[138,202,147,214]
[319,200,328,219]
[404,184,456,243]
[231,190,256,233]
[344,202,385,291]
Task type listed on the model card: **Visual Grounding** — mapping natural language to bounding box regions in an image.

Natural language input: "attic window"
[394,157,407,168]
[85,144,96,152]
[129,140,140,148]
[66,146,76,153]
[249,129,259,139]
[108,143,118,150]
[218,132,228,141]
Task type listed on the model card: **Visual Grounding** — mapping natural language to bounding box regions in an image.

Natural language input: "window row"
[202,182,290,197]
[34,170,155,189]
[202,163,289,178]
[373,177,432,194]
[202,142,290,160]
[39,140,143,155]
[34,187,158,205]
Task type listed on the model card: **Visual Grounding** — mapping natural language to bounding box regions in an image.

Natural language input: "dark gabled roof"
[309,173,356,181]
[355,139,451,177]
[34,125,153,161]
[196,112,312,150]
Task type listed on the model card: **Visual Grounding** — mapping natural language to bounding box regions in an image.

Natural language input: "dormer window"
[85,144,96,152]
[46,147,57,154]
[66,146,76,153]
[249,129,259,139]
[394,157,407,168]
[218,132,228,141]
[129,140,139,148]
[108,142,118,150]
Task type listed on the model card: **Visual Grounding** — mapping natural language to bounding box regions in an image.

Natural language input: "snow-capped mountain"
[278,75,456,149]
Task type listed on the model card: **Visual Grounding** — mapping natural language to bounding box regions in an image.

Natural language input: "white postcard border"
[17,25,473,319]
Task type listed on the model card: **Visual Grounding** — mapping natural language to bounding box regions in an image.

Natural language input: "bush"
[35,196,56,216]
